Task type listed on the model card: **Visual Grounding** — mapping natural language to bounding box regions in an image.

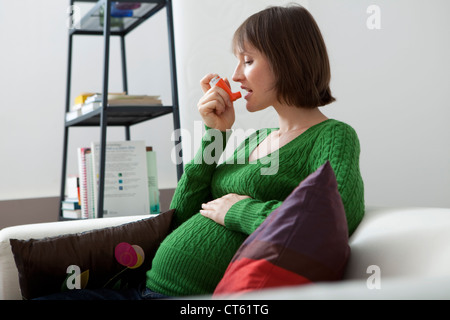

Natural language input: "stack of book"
[62,176,82,219]
[63,140,160,219]
[65,92,96,121]
[66,92,163,121]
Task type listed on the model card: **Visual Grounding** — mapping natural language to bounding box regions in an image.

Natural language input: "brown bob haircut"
[232,4,335,108]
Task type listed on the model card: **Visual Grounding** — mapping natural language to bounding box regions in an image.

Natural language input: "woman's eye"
[244,60,253,65]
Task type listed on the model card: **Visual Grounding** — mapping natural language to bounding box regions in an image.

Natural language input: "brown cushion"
[9,210,174,300]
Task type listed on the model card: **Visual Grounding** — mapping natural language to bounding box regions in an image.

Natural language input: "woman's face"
[232,44,278,112]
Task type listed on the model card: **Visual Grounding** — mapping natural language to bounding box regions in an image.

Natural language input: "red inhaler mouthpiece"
[209,75,242,102]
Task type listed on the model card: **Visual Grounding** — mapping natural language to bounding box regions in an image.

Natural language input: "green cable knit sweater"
[146,119,364,296]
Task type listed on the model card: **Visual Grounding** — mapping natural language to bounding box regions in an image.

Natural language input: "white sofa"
[1,206,450,300]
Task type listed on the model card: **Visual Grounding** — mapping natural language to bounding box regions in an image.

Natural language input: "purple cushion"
[214,161,350,296]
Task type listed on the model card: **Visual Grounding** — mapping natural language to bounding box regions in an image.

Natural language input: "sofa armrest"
[345,206,450,281]
[0,215,149,300]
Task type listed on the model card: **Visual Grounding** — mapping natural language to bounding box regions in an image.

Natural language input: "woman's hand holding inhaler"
[197,74,242,132]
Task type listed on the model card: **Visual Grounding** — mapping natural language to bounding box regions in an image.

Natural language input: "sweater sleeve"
[310,122,365,235]
[224,198,282,236]
[169,127,230,228]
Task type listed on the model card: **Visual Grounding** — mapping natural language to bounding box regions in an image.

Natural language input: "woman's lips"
[241,86,253,100]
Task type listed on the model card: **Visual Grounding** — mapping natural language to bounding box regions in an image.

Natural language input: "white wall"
[308,0,450,207]
[0,0,449,209]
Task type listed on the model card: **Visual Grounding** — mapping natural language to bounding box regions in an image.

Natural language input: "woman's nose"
[232,63,244,83]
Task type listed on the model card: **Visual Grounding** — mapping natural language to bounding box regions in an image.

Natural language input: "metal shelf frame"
[60,0,183,219]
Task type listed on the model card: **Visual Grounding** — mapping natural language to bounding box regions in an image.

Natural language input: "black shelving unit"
[60,0,183,219]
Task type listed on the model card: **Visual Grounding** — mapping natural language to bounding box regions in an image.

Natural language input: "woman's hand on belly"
[200,193,250,226]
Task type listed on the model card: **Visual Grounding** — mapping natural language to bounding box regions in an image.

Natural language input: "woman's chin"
[246,106,257,112]
[246,103,268,113]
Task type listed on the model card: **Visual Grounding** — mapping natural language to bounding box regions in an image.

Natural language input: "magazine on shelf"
[70,141,160,218]
[91,140,155,217]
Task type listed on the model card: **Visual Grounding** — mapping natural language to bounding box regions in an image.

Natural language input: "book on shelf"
[70,140,160,219]
[107,94,162,106]
[62,209,82,219]
[62,199,81,210]
[146,146,160,214]
[65,175,80,202]
[83,93,162,106]
[67,93,163,120]
[85,147,97,217]
[77,147,92,219]
[73,92,97,111]
[75,92,97,105]
[66,109,82,121]
[81,101,101,115]
[83,92,126,104]
[62,176,82,219]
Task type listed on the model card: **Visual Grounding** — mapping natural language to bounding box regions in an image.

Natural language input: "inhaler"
[209,75,242,102]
